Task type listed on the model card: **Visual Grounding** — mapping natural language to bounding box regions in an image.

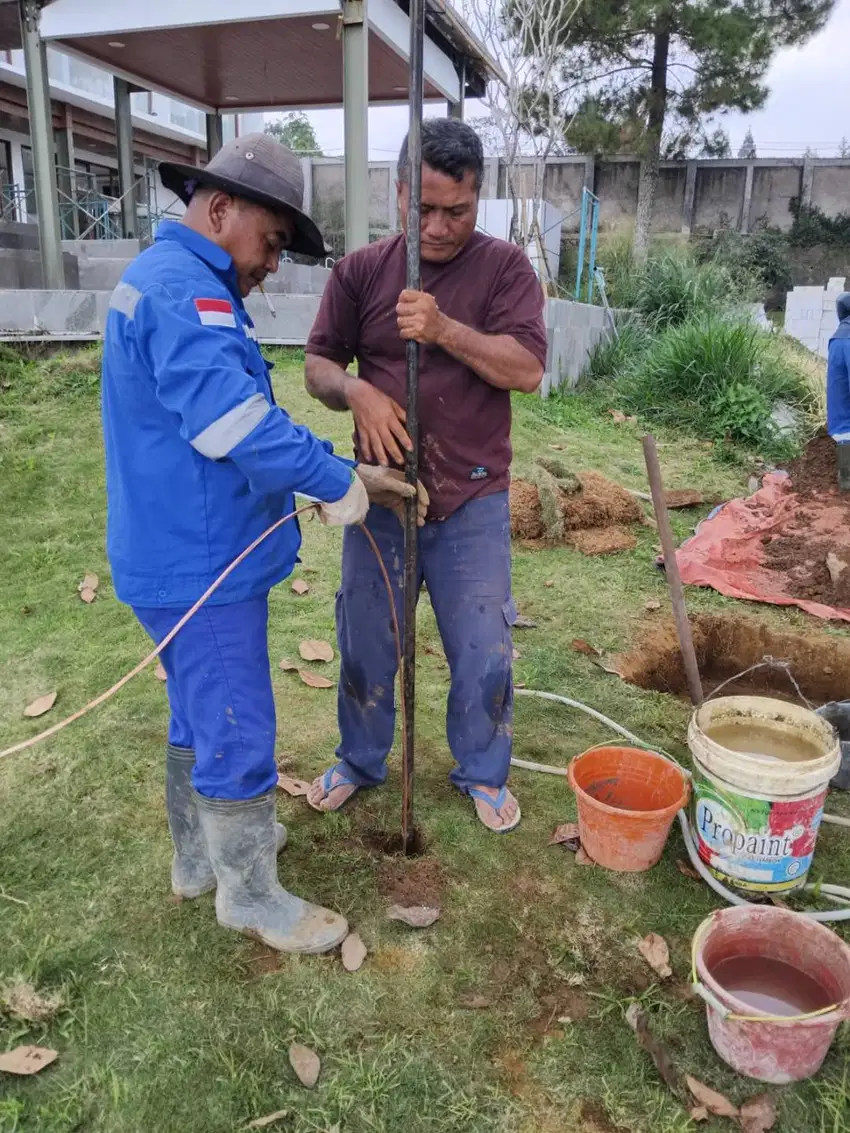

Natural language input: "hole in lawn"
[362,826,427,858]
[617,613,850,704]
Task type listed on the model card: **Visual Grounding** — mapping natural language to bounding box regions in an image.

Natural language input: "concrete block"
[245,293,322,343]
[78,259,129,291]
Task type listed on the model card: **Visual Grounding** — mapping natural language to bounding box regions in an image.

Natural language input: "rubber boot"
[193,789,348,954]
[166,745,287,898]
[837,442,850,492]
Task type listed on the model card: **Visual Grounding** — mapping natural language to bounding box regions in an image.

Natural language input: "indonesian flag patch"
[194,297,237,328]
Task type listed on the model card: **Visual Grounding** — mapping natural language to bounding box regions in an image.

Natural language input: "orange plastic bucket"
[567,746,690,871]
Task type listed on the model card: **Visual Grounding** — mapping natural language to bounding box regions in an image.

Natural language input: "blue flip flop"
[467,785,522,834]
[307,765,359,813]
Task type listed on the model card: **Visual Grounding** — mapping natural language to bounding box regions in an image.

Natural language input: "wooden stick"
[642,435,704,706]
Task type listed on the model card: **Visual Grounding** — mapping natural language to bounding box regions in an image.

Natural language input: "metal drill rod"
[401,0,426,853]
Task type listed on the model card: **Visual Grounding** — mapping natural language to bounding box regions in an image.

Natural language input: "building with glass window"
[0,44,261,236]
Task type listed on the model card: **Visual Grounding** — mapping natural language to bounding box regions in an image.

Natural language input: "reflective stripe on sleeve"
[190,393,271,459]
[109,281,142,319]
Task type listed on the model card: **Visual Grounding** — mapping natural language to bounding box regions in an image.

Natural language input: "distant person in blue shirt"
[102,134,416,955]
[828,291,850,491]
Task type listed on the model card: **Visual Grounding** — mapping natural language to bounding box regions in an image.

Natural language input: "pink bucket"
[693,905,850,1083]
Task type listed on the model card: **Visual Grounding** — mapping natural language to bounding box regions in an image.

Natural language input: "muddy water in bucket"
[694,906,850,1083]
[709,955,833,1016]
[688,696,841,894]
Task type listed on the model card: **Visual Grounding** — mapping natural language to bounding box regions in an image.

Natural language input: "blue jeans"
[335,490,515,792]
[134,596,277,800]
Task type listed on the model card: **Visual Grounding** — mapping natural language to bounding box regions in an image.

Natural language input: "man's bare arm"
[305,352,413,465]
[304,352,357,411]
[396,290,544,394]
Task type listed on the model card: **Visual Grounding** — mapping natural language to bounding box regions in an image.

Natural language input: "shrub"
[618,315,807,454]
[789,201,850,247]
[703,226,793,294]
[631,252,737,329]
[584,319,650,383]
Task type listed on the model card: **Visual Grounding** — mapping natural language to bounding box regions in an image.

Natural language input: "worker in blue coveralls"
[827,291,850,491]
[101,134,421,955]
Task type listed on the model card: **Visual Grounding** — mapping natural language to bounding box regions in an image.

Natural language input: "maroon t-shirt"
[306,231,548,518]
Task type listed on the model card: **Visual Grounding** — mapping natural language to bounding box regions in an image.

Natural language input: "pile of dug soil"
[510,470,643,553]
[762,434,850,608]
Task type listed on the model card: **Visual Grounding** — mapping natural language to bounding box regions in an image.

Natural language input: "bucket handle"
[704,656,813,709]
[691,921,848,1023]
[691,979,846,1023]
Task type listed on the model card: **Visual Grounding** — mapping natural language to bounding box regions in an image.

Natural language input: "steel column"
[114,77,138,239]
[18,0,64,288]
[342,0,370,252]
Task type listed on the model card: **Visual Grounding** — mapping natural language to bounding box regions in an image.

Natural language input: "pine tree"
[515,0,834,258]
[738,129,757,159]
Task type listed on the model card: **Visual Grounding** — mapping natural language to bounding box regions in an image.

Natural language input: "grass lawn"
[1,346,849,1133]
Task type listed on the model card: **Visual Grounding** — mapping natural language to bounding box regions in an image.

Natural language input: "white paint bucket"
[688,696,840,894]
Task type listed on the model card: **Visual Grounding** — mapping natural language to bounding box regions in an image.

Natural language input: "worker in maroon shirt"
[304,118,548,832]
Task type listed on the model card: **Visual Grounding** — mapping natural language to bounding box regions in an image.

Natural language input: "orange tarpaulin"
[676,472,850,623]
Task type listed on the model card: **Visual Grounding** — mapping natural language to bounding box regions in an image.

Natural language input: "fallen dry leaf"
[609,409,627,424]
[645,599,661,611]
[575,847,595,866]
[279,659,298,672]
[387,904,441,928]
[544,579,554,588]
[513,614,537,629]
[79,587,97,604]
[23,691,57,718]
[512,647,521,660]
[276,775,311,796]
[154,662,167,682]
[0,981,62,1023]
[247,1111,290,1129]
[299,639,334,663]
[739,1093,777,1133]
[78,572,99,593]
[686,1076,739,1118]
[625,1004,683,1095]
[341,932,367,972]
[291,579,310,596]
[288,1044,320,1089]
[0,1045,58,1076]
[638,933,672,979]
[690,1106,709,1122]
[459,994,492,1009]
[595,657,625,678]
[571,638,600,657]
[676,859,700,880]
[299,670,334,689]
[549,822,581,847]
[548,443,565,451]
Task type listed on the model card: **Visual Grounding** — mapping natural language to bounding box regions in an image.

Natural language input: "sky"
[273,0,850,161]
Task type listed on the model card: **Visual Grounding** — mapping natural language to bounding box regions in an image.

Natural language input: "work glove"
[356,464,429,527]
[318,470,370,526]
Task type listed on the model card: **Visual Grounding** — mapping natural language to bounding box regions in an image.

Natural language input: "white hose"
[822,812,850,828]
[514,688,668,753]
[512,687,850,923]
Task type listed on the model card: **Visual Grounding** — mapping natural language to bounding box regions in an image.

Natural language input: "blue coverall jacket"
[827,326,850,441]
[101,221,353,608]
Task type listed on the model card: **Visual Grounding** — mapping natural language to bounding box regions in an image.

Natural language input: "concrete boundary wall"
[302,154,850,238]
[0,291,612,389]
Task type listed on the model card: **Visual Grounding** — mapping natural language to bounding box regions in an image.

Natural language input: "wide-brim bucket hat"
[159,132,327,258]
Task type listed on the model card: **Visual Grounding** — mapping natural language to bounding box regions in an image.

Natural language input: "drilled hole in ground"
[617,613,850,704]
[362,826,427,858]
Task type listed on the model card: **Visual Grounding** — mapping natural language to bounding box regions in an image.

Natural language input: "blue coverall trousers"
[335,490,515,793]
[134,596,277,800]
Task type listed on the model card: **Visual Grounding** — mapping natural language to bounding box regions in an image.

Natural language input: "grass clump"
[582,245,819,459]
